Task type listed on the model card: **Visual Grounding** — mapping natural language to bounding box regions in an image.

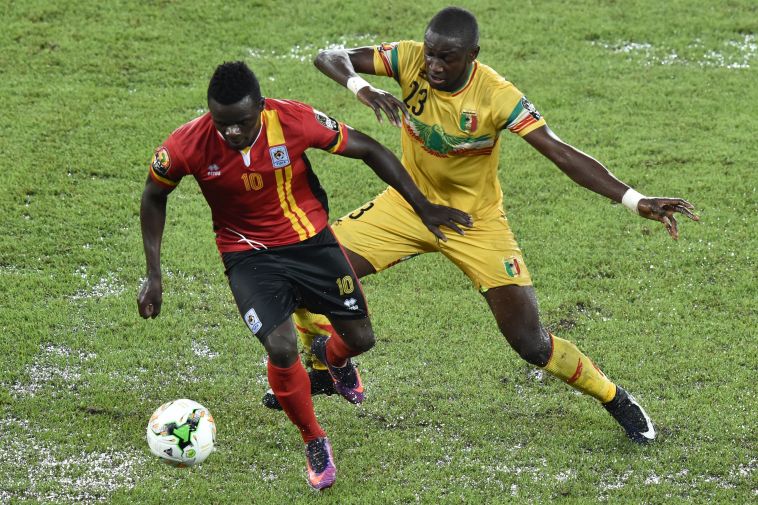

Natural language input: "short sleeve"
[372,40,420,85]
[373,42,400,79]
[148,139,187,188]
[299,105,350,154]
[492,81,546,137]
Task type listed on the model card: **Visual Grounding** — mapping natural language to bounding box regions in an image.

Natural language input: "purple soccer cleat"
[306,437,336,490]
[311,335,364,404]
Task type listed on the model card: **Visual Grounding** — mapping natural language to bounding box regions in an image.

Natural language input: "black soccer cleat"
[603,386,656,443]
[262,369,337,411]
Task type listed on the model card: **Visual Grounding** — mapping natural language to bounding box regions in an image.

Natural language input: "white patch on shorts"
[243,307,263,334]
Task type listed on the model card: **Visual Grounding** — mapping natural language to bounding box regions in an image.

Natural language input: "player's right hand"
[416,202,473,242]
[138,277,163,319]
[637,197,699,240]
[356,86,409,128]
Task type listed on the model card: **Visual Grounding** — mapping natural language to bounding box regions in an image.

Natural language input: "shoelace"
[307,439,327,473]
[331,362,357,387]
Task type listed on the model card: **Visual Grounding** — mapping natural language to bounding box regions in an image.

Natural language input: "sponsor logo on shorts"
[243,307,263,334]
[151,147,171,176]
[207,163,221,176]
[343,298,359,311]
[269,145,290,168]
[504,257,522,278]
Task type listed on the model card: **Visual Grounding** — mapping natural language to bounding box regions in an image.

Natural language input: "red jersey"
[148,99,350,252]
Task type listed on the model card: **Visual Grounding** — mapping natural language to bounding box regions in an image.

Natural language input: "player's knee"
[517,342,551,367]
[264,337,299,367]
[350,330,375,354]
[501,328,551,367]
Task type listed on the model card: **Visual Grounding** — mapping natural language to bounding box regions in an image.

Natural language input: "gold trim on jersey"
[262,109,317,241]
[148,165,179,187]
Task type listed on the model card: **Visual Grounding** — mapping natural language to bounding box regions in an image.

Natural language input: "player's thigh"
[224,252,298,344]
[483,284,551,365]
[284,228,370,322]
[440,212,533,291]
[332,189,437,272]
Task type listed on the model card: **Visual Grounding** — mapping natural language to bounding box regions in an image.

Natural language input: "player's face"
[209,95,265,151]
[423,30,479,92]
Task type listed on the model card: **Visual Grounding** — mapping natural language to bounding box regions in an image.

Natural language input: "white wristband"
[621,188,646,214]
[346,76,371,95]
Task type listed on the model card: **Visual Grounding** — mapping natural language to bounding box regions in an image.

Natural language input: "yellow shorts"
[332,188,532,291]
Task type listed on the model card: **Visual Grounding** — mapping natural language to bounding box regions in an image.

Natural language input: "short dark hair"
[207,61,262,105]
[426,6,479,48]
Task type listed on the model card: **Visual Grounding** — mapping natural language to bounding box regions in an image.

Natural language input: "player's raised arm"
[314,46,408,127]
[138,177,174,319]
[523,124,699,240]
[337,128,472,240]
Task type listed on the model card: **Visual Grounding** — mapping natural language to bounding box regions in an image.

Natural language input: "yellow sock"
[293,308,335,371]
[543,334,617,403]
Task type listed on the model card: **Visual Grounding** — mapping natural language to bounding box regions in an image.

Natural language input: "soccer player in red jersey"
[137,61,471,490]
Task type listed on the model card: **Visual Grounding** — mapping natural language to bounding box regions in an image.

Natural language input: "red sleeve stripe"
[510,115,538,133]
[378,48,393,77]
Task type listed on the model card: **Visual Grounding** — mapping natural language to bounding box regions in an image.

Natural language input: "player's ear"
[469,45,480,62]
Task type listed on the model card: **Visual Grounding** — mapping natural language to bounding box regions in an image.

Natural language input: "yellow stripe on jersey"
[274,165,317,240]
[148,164,178,187]
[262,110,286,145]
[325,123,347,153]
[264,109,317,240]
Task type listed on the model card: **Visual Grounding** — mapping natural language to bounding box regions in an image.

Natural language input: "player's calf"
[262,369,336,410]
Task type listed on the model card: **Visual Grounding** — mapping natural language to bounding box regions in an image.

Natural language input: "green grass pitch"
[0,0,756,503]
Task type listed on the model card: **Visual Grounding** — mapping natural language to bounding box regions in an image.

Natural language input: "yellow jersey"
[373,40,546,219]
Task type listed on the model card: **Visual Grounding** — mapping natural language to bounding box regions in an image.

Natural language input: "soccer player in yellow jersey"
[264,7,699,443]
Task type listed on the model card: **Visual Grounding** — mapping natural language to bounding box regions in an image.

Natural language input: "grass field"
[1,0,756,503]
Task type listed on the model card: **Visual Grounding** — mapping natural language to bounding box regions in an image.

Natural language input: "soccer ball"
[146,399,216,467]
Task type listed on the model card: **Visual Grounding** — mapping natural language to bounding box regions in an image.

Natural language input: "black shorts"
[222,227,368,341]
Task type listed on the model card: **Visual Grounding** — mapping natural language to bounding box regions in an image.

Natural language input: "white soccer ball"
[146,399,216,467]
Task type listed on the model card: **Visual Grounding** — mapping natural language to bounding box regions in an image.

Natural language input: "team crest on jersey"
[460,110,478,133]
[151,147,170,176]
[504,256,522,278]
[269,145,290,168]
[243,307,263,334]
[314,110,340,132]
[521,97,541,120]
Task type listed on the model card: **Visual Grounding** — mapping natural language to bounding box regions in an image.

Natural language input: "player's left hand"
[416,202,473,241]
[637,197,699,240]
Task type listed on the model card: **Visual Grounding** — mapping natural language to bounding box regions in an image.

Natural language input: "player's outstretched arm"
[524,125,699,239]
[338,129,472,240]
[314,46,408,127]
[138,177,173,318]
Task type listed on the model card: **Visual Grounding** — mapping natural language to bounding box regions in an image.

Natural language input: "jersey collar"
[214,116,264,168]
[449,61,478,97]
